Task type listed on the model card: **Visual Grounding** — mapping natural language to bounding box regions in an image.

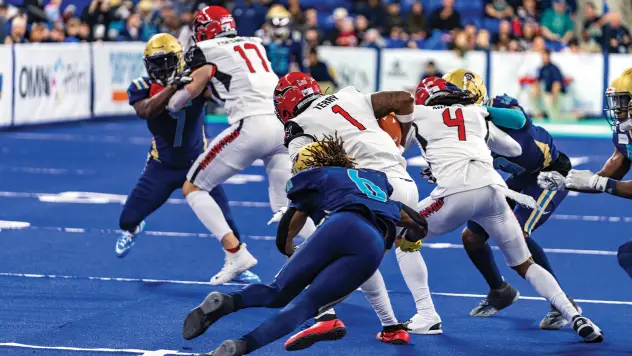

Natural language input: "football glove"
[268,207,288,225]
[168,69,192,90]
[537,171,566,191]
[565,169,606,192]
[398,235,422,252]
[421,167,437,184]
[184,45,208,70]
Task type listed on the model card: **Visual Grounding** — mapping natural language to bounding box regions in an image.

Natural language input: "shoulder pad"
[127,76,151,105]
[284,121,304,147]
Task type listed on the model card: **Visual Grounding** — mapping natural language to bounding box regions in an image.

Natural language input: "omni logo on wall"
[18,58,89,104]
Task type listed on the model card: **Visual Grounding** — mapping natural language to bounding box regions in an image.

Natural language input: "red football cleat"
[284,319,347,351]
[376,329,410,344]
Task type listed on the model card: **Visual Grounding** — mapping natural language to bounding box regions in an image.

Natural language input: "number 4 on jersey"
[442,108,466,141]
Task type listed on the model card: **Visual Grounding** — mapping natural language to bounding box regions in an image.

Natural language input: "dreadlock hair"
[303,132,356,170]
[426,89,478,107]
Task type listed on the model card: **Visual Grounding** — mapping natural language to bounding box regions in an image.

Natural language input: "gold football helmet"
[292,142,327,175]
[443,69,489,105]
[143,33,183,85]
[605,68,632,126]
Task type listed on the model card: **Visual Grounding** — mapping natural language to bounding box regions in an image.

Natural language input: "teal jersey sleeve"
[127,76,152,106]
[484,106,527,130]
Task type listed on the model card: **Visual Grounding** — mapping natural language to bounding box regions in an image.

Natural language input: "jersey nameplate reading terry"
[313,95,339,110]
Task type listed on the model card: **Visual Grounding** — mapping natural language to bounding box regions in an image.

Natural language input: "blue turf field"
[1,119,631,356]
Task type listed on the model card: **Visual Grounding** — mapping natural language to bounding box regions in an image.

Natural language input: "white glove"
[267,207,288,225]
[421,167,437,185]
[537,171,566,191]
[565,169,607,192]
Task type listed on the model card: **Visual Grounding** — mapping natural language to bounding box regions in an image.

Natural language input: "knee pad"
[462,228,486,250]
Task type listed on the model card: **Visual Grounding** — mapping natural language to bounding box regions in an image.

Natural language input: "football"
[378,113,402,146]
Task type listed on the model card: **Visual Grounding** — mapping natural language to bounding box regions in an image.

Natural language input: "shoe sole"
[182,292,225,340]
[285,327,347,351]
[408,322,443,335]
[210,259,259,286]
[470,290,521,318]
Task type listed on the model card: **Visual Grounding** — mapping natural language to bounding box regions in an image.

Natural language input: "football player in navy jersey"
[116,33,260,284]
[539,67,632,279]
[441,70,578,330]
[181,135,428,356]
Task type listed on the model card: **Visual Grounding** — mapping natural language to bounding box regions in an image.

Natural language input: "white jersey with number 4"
[197,36,279,124]
[412,104,506,199]
[284,86,409,179]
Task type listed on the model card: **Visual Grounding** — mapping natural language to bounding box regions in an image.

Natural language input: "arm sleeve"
[276,207,298,256]
[485,106,527,130]
[487,122,523,157]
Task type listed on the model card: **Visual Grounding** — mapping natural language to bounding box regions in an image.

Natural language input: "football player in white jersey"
[165,6,315,285]
[409,76,603,343]
[274,72,441,348]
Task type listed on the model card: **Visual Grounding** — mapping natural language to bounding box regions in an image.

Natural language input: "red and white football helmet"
[274,72,323,123]
[193,6,237,43]
[415,76,461,105]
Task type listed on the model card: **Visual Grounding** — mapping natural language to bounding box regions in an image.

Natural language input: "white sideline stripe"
[0,224,616,255]
[0,342,193,355]
[1,272,630,306]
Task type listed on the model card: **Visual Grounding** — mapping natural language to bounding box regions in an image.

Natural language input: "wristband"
[589,175,608,192]
[605,178,618,195]
[395,112,414,123]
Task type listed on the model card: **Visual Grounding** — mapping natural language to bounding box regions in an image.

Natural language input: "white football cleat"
[210,244,258,285]
[404,314,443,335]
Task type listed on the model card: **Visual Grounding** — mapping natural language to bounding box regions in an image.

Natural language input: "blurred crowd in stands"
[0,0,630,56]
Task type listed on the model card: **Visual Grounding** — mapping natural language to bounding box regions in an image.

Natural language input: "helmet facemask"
[144,51,182,86]
[605,90,632,128]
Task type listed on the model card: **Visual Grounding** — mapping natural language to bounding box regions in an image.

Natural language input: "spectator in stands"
[531,48,565,120]
[407,1,427,39]
[65,17,81,42]
[463,23,477,50]
[421,60,443,80]
[385,1,405,34]
[233,0,267,37]
[325,8,348,45]
[476,29,491,50]
[519,21,537,50]
[0,1,8,43]
[531,35,546,51]
[453,30,469,56]
[361,28,385,48]
[516,0,538,24]
[117,12,142,41]
[485,0,514,20]
[50,23,66,41]
[288,0,304,27]
[336,17,359,47]
[62,5,76,23]
[82,0,111,42]
[138,0,159,38]
[540,0,574,45]
[582,1,603,45]
[604,12,631,54]
[45,0,62,23]
[4,16,27,44]
[158,5,180,37]
[29,22,48,42]
[493,19,515,50]
[79,21,90,42]
[358,0,386,33]
[304,28,320,48]
[308,48,338,90]
[355,15,369,43]
[429,0,461,32]
[508,39,521,51]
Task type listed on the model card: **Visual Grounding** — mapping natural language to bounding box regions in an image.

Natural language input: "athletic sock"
[226,243,242,254]
[395,247,438,320]
[360,270,398,327]
[186,190,233,242]
[525,264,579,322]
[525,237,557,280]
[315,309,338,322]
[466,243,505,290]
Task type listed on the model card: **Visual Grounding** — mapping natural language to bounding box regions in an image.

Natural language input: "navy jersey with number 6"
[286,167,402,247]
[127,76,208,168]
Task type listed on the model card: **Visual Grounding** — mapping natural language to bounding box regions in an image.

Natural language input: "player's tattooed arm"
[167,65,216,112]
[133,86,178,119]
[370,91,414,119]
[276,207,307,257]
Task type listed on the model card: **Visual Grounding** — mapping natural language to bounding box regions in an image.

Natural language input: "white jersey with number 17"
[197,36,279,124]
[284,86,409,180]
[412,104,506,199]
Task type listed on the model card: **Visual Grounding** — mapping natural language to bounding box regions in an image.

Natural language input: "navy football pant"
[119,159,240,239]
[229,211,384,352]
[618,240,632,279]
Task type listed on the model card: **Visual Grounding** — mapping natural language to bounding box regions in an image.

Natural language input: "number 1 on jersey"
[442,108,466,141]
[234,44,270,73]
[332,105,366,131]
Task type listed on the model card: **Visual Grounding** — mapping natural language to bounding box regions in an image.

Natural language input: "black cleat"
[197,340,248,356]
[572,315,604,343]
[470,282,520,317]
[183,292,235,340]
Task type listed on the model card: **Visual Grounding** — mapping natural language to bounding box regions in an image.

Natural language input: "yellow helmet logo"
[292,142,327,175]
[443,69,488,105]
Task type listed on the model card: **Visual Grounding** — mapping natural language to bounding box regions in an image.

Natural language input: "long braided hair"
[303,133,356,170]
[426,89,478,107]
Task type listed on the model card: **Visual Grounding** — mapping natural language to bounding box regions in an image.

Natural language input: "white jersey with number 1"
[412,104,506,199]
[197,36,279,124]
[284,86,409,180]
